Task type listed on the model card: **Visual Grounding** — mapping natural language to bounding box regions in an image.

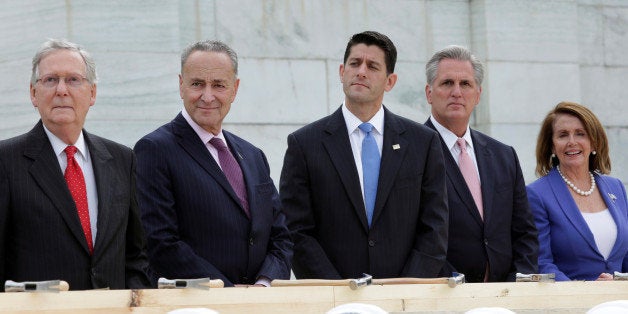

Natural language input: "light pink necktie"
[456,138,483,219]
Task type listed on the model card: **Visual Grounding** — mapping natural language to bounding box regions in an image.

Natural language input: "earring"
[549,153,556,165]
[592,151,597,155]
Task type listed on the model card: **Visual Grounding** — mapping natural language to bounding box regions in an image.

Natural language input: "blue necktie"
[359,122,380,227]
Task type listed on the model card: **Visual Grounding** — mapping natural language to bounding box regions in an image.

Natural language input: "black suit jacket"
[280,106,448,279]
[134,113,292,286]
[425,119,538,282]
[0,121,151,291]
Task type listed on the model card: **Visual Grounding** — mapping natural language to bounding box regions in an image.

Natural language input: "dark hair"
[343,31,397,75]
[535,101,611,177]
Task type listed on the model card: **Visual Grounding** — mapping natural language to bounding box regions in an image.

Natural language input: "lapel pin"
[392,144,400,150]
[608,193,617,202]
[237,152,244,159]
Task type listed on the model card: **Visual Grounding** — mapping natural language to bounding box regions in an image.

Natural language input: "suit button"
[484,239,488,245]
[249,237,254,246]
[368,240,375,247]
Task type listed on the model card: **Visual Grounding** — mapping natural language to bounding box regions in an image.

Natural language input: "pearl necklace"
[557,166,596,196]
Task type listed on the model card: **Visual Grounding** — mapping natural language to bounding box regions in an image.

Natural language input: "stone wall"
[1,0,626,185]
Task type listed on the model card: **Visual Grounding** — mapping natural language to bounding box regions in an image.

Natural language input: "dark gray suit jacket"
[134,113,292,287]
[0,121,151,291]
[280,106,448,279]
[425,119,538,282]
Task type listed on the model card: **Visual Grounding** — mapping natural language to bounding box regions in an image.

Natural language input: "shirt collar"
[42,124,88,161]
[429,115,473,151]
[181,109,226,143]
[342,102,385,135]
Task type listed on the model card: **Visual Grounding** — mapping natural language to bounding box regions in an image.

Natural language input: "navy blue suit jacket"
[425,120,538,282]
[280,107,448,279]
[0,121,151,291]
[134,113,292,286]
[527,168,628,281]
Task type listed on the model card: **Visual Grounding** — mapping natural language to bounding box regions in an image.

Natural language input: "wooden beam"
[0,281,626,313]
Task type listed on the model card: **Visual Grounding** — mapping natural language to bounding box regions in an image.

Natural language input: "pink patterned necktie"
[456,138,483,220]
[209,137,250,218]
[64,146,93,254]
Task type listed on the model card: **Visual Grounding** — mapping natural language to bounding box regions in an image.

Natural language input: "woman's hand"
[595,272,613,281]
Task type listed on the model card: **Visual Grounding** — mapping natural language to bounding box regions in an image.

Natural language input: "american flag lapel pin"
[608,193,617,202]
[392,144,400,150]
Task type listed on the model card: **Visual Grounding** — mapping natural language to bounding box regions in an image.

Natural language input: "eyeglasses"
[36,74,88,88]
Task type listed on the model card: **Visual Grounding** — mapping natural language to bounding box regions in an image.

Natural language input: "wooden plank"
[0,281,626,313]
[136,286,335,313]
[0,290,131,312]
[333,281,628,312]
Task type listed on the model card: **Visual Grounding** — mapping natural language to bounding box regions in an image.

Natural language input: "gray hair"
[425,45,483,87]
[181,40,238,76]
[31,38,98,85]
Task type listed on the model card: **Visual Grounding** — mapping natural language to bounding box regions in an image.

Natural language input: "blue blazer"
[134,113,292,286]
[527,168,628,281]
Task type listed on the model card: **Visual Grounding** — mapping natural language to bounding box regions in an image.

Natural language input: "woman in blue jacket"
[527,101,627,281]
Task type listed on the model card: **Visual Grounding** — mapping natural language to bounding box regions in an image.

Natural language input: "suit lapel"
[371,109,408,226]
[86,132,115,256]
[322,108,368,230]
[548,170,598,252]
[425,120,483,226]
[172,114,245,216]
[471,130,493,225]
[595,175,627,259]
[25,122,93,254]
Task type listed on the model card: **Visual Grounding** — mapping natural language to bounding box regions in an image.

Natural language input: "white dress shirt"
[581,209,617,260]
[342,103,384,201]
[182,108,228,168]
[429,115,480,182]
[44,125,98,245]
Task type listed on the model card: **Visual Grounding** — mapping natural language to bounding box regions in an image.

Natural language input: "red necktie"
[209,138,250,218]
[64,146,93,254]
[456,138,483,219]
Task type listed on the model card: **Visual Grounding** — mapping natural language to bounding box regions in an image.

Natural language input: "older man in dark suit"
[280,31,448,279]
[134,40,292,287]
[424,45,538,282]
[0,39,151,291]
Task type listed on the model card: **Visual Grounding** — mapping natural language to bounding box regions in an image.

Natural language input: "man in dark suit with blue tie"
[134,40,292,287]
[280,31,448,279]
[0,39,151,290]
[423,45,538,282]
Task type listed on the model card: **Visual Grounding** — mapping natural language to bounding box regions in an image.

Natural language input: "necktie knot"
[456,138,467,151]
[209,137,228,151]
[65,145,78,159]
[358,122,374,134]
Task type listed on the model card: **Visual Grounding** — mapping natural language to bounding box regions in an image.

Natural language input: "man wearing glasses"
[0,39,152,291]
